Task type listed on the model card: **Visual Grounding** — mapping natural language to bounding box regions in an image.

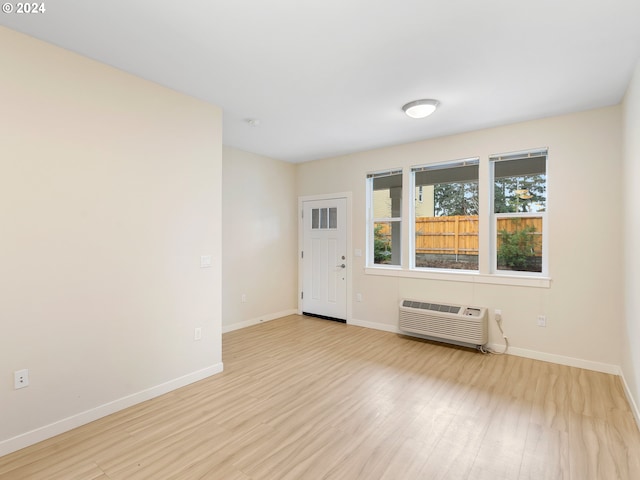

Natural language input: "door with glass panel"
[302,198,347,321]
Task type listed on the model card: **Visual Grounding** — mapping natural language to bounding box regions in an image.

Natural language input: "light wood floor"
[2,315,640,479]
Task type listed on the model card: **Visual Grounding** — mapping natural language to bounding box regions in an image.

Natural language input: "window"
[311,207,337,229]
[412,159,479,270]
[491,149,547,275]
[367,169,402,266]
[365,148,549,285]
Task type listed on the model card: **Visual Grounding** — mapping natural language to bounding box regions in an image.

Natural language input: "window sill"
[364,267,551,288]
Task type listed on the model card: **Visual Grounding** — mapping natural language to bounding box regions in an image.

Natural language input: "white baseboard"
[351,317,622,376]
[348,317,399,333]
[0,362,223,458]
[356,315,640,430]
[222,309,297,333]
[487,343,621,375]
[620,372,640,430]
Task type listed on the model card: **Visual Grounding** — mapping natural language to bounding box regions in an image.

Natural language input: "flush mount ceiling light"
[402,99,439,119]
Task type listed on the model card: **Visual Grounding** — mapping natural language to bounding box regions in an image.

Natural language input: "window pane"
[373,173,402,218]
[320,208,328,229]
[369,171,402,267]
[494,156,546,213]
[415,214,479,270]
[373,221,401,265]
[413,161,479,270]
[312,208,319,229]
[491,150,547,276]
[414,162,478,186]
[329,207,337,229]
[496,216,543,272]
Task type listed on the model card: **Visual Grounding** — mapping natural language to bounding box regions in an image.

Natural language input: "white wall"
[622,61,640,419]
[0,28,223,454]
[297,106,624,371]
[222,146,297,331]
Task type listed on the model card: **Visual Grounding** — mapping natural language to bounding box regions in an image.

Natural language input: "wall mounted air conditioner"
[399,299,488,347]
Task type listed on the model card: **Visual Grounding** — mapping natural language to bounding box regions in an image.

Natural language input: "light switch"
[200,255,212,268]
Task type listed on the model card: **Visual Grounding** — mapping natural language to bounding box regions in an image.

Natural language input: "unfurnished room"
[2,1,640,479]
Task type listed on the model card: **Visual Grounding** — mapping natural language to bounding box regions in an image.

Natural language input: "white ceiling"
[3,0,640,163]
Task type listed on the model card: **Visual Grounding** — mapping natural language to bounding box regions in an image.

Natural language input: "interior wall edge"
[621,371,640,431]
[222,309,298,333]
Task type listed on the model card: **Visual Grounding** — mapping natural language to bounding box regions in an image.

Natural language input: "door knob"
[337,264,346,268]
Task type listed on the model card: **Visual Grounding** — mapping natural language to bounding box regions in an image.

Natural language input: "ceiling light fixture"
[402,99,439,119]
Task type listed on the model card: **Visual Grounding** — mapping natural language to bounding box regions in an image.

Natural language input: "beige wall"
[1,23,637,454]
[0,28,223,451]
[222,147,298,331]
[297,106,624,369]
[622,61,640,418]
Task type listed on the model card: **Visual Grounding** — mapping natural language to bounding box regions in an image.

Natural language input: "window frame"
[365,151,551,288]
[366,168,403,268]
[311,206,338,230]
[489,148,549,277]
[410,158,480,272]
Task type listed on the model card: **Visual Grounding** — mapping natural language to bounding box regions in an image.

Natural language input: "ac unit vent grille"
[399,299,488,347]
[401,300,461,314]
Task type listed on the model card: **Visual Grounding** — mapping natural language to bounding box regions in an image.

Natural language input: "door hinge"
[301,251,304,259]
[301,291,304,299]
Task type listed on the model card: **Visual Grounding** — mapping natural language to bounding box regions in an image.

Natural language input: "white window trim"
[366,168,403,268]
[365,151,551,288]
[489,148,548,277]
[410,158,480,272]
[365,266,551,288]
[409,168,417,270]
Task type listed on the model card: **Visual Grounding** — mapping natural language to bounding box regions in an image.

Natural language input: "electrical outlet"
[194,327,202,340]
[241,294,247,303]
[14,369,29,389]
[537,315,547,327]
[356,293,362,302]
[495,309,502,323]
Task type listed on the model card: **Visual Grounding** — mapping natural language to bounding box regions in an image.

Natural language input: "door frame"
[298,192,353,323]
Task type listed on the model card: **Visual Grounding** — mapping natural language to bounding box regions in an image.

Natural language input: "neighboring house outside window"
[368,169,402,266]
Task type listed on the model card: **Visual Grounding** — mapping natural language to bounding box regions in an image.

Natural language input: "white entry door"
[302,198,347,321]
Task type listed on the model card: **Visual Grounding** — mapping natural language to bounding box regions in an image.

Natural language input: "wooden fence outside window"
[377,215,543,256]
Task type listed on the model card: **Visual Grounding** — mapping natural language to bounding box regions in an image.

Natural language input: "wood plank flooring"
[1,314,639,479]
